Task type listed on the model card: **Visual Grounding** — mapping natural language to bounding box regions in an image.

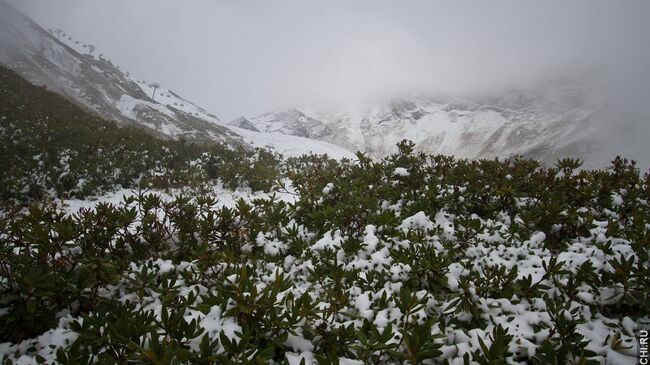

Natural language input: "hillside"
[0,64,282,205]
[231,82,602,165]
[0,66,648,362]
[2,0,611,166]
[0,1,354,159]
[0,0,243,146]
[1,3,649,364]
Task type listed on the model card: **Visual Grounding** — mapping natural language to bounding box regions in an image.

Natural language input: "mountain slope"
[0,1,354,159]
[0,63,288,203]
[1,1,606,164]
[0,1,245,145]
[232,81,603,165]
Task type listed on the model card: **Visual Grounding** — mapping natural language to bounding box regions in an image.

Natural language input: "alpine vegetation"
[0,65,280,207]
[2,1,650,364]
[1,63,648,363]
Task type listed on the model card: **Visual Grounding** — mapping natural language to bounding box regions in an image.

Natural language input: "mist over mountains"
[2,2,650,364]
[0,0,354,158]
[2,0,650,169]
[230,78,603,165]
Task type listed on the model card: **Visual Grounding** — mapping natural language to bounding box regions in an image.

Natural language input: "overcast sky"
[8,1,649,119]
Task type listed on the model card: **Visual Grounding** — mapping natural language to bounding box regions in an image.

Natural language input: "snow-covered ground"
[230,126,356,159]
[1,180,645,364]
[127,77,223,125]
[61,182,298,215]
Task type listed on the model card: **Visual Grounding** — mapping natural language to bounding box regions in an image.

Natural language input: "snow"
[286,351,316,365]
[399,211,434,231]
[311,230,343,251]
[127,77,222,124]
[354,292,374,319]
[612,193,624,207]
[285,333,314,352]
[2,5,641,364]
[362,225,379,255]
[61,182,297,214]
[219,318,242,341]
[229,125,355,159]
[393,167,410,177]
[199,306,224,336]
[256,232,288,256]
[116,93,176,120]
[528,231,547,248]
[0,178,643,364]
[322,183,334,194]
[339,359,364,365]
[0,317,78,364]
[234,81,603,166]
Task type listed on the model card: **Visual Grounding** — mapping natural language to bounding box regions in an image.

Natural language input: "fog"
[8,0,650,167]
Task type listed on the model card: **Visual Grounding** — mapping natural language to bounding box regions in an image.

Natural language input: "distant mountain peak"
[237,81,602,164]
[0,2,605,164]
[0,2,245,146]
[0,4,354,159]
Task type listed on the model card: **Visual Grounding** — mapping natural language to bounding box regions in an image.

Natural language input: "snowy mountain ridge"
[0,1,245,145]
[1,1,607,165]
[230,80,603,164]
[0,1,354,159]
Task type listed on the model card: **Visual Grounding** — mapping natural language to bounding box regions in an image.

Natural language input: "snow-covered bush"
[0,65,281,207]
[0,140,648,364]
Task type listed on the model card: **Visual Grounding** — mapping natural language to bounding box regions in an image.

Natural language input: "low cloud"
[9,0,650,167]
